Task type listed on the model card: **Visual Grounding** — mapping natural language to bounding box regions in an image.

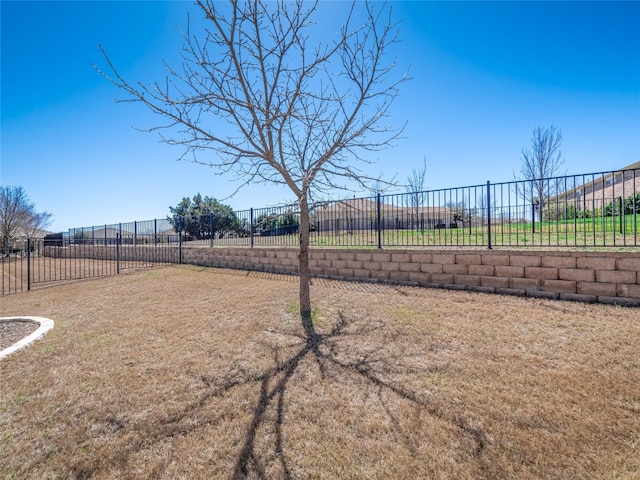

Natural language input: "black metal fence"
[1,235,179,295]
[146,167,639,249]
[2,167,638,295]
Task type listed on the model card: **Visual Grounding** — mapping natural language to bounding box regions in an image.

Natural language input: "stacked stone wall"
[181,247,640,306]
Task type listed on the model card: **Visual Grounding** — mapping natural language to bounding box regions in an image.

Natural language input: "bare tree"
[368,178,394,197]
[518,125,565,222]
[0,186,52,252]
[405,156,427,229]
[95,0,406,339]
[476,190,487,226]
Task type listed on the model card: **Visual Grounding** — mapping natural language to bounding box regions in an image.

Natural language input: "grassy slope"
[1,265,638,479]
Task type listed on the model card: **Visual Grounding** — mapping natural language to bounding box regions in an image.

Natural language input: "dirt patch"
[0,319,39,350]
[0,265,638,479]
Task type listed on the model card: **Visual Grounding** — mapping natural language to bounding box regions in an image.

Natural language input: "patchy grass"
[1,265,638,479]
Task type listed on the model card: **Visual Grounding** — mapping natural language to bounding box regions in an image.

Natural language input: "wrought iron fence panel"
[58,166,639,251]
[1,235,179,294]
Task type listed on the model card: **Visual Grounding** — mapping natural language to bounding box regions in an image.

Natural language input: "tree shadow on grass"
[69,312,490,479]
[203,312,491,479]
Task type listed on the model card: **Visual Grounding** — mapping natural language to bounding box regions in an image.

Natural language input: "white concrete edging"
[0,316,55,360]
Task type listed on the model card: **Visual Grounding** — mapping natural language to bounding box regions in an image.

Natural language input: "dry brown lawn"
[1,265,638,479]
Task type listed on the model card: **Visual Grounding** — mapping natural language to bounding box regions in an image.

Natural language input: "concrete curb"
[0,316,55,360]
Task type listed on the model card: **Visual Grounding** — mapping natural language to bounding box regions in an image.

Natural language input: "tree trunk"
[298,194,316,343]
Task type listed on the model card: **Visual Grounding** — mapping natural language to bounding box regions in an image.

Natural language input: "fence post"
[486,181,492,250]
[532,203,536,234]
[116,233,121,274]
[250,208,254,248]
[154,219,158,246]
[27,238,31,291]
[376,193,382,249]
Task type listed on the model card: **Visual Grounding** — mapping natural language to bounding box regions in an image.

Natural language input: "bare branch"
[0,186,51,249]
[517,124,565,221]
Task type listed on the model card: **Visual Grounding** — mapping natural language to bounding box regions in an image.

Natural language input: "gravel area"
[0,320,40,350]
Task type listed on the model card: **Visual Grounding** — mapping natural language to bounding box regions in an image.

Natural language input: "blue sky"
[2,1,639,232]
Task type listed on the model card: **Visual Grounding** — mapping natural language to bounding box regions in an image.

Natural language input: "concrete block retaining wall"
[182,247,640,307]
[44,245,181,263]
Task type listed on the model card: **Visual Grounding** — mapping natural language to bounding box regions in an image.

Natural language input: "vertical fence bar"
[570,176,576,247]
[250,208,254,248]
[618,196,623,235]
[620,172,627,246]
[486,181,492,250]
[634,170,638,244]
[178,216,183,264]
[210,213,214,247]
[120,223,124,269]
[376,193,382,249]
[27,238,32,291]
[116,233,121,274]
[610,174,616,246]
